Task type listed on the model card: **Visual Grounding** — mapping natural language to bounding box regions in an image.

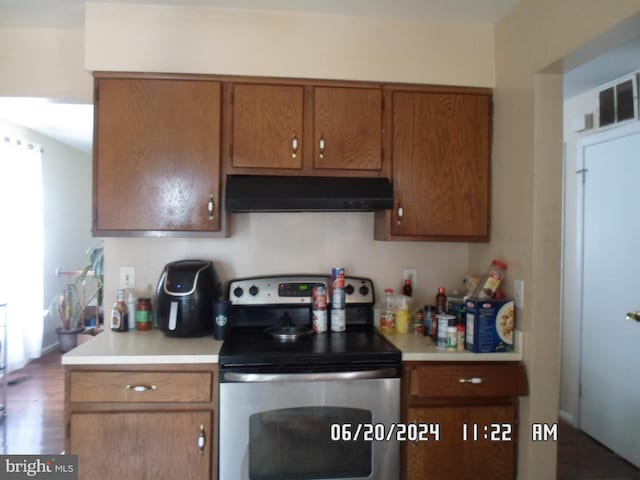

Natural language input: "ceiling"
[0,0,638,152]
[0,0,520,27]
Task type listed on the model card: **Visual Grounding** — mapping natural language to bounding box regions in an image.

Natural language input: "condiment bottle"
[110,289,129,332]
[436,287,447,314]
[473,259,508,299]
[395,295,410,334]
[402,278,413,297]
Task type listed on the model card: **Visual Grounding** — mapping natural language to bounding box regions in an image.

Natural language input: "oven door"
[219,368,400,480]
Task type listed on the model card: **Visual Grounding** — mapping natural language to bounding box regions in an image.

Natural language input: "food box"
[465,298,514,353]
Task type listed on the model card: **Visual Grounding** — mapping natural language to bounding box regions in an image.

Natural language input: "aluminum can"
[436,314,455,349]
[312,309,327,333]
[312,285,328,310]
[331,267,345,289]
[330,309,346,332]
[331,288,346,309]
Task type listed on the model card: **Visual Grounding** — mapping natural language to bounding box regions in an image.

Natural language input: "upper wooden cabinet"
[93,76,223,235]
[228,82,384,175]
[313,86,382,171]
[231,84,304,170]
[375,88,492,241]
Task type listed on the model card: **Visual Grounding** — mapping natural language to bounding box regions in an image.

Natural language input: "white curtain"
[0,135,44,371]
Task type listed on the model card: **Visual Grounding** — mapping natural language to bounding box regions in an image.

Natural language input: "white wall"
[0,118,93,351]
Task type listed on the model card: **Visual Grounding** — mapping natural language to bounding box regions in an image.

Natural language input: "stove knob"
[249,285,259,296]
[344,284,355,295]
[359,285,370,296]
[233,287,244,298]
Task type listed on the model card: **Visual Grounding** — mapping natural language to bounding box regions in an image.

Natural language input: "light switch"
[120,266,135,289]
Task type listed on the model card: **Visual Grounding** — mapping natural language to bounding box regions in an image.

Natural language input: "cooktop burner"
[220,274,401,370]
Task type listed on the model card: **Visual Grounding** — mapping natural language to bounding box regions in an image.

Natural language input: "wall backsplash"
[103,211,470,313]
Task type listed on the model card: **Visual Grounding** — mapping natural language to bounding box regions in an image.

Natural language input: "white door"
[579,123,640,468]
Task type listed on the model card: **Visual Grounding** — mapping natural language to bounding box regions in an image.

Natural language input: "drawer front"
[407,363,527,399]
[70,371,212,403]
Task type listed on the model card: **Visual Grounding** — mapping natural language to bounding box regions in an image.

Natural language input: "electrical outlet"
[120,266,135,289]
[402,269,417,290]
[514,279,524,308]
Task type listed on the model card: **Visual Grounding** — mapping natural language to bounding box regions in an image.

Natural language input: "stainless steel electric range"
[219,274,401,480]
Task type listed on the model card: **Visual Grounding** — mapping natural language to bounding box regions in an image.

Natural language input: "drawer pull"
[458,377,483,384]
[125,384,158,392]
[198,424,206,454]
[207,194,215,221]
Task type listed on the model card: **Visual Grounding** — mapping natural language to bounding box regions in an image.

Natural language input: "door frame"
[574,120,640,429]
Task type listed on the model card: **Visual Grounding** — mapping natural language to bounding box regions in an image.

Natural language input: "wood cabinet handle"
[319,135,326,159]
[124,384,157,392]
[291,134,299,158]
[458,377,483,384]
[207,194,215,221]
[397,205,404,225]
[198,424,206,454]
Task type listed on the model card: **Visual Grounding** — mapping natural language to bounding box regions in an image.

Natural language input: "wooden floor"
[1,351,639,479]
[1,350,65,454]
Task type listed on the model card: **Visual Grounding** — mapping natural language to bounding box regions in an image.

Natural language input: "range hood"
[225,175,394,212]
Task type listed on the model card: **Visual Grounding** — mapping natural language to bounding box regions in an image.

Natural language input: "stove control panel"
[228,275,374,306]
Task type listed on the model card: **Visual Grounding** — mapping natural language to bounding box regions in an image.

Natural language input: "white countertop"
[382,330,524,361]
[62,328,223,365]
[62,328,522,366]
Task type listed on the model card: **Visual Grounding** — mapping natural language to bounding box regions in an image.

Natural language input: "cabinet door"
[406,405,516,480]
[94,78,222,233]
[391,91,491,239]
[313,87,382,171]
[231,83,304,169]
[70,411,212,480]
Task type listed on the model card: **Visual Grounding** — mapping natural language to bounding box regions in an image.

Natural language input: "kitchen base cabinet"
[65,364,218,480]
[402,362,527,480]
[70,411,211,480]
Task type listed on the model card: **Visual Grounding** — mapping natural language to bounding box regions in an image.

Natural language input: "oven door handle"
[222,367,399,383]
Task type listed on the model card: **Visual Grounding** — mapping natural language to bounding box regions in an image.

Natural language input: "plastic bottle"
[126,291,136,330]
[473,259,508,299]
[395,295,411,334]
[379,289,396,335]
[435,287,447,314]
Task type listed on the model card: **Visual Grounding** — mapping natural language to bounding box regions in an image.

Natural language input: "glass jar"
[135,298,153,331]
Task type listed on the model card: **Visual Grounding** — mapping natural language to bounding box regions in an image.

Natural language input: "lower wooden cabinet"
[402,362,527,480]
[65,364,218,480]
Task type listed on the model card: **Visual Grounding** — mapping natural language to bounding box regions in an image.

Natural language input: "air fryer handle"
[169,301,178,330]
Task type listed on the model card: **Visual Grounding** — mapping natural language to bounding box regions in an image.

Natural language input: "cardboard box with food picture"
[465,298,515,353]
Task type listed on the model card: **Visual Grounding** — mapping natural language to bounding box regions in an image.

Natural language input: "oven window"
[249,406,372,480]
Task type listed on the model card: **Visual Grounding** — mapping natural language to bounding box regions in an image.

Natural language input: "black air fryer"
[155,260,221,337]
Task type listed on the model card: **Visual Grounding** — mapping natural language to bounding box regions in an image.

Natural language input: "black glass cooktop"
[219,327,401,369]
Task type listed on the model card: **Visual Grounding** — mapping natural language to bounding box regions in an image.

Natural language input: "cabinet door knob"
[458,377,483,384]
[207,194,215,221]
[124,384,157,392]
[291,134,299,158]
[626,311,640,322]
[198,424,206,454]
[319,135,326,159]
